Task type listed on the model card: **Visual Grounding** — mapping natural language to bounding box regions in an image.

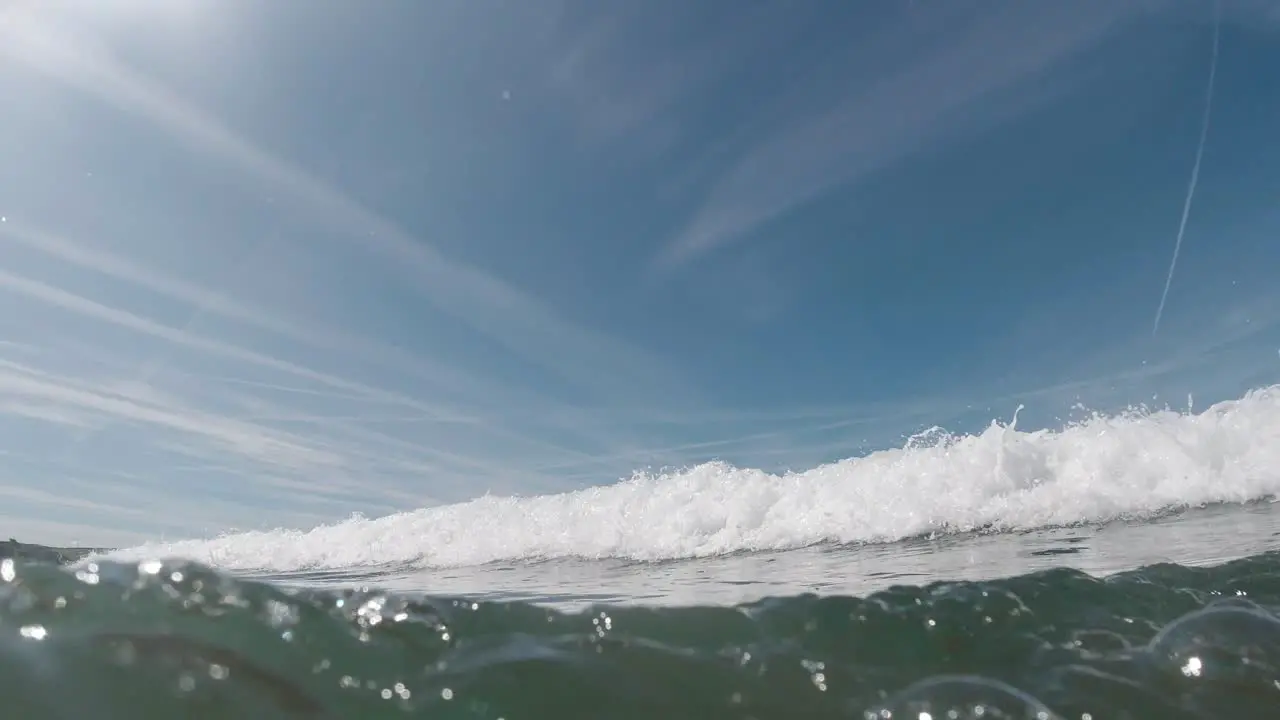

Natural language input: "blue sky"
[0,0,1277,546]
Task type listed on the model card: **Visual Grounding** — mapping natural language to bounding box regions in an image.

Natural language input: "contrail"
[1153,1,1221,335]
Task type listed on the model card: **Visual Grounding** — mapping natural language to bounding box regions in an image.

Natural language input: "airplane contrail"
[1153,0,1221,335]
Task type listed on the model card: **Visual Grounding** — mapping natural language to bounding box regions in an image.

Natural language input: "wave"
[104,384,1280,572]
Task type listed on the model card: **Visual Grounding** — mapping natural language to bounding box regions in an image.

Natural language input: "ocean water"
[3,386,1280,718]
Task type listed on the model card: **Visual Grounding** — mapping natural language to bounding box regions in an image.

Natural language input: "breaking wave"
[106,385,1280,572]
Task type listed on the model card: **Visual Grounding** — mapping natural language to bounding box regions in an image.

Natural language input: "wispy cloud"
[0,360,347,477]
[0,343,492,521]
[541,1,805,158]
[0,214,666,511]
[0,6,719,516]
[0,223,661,458]
[0,308,581,497]
[0,245,656,535]
[0,264,476,424]
[0,223,478,421]
[0,13,693,407]
[3,226,453,383]
[0,399,98,428]
[655,1,1149,267]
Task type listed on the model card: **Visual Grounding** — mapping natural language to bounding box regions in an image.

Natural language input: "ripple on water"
[1,553,1280,717]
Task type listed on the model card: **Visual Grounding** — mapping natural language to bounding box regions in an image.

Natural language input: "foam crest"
[109,385,1280,571]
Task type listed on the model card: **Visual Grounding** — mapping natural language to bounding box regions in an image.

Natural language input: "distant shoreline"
[0,538,111,565]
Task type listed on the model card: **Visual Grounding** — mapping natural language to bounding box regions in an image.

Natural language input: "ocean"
[3,385,1280,718]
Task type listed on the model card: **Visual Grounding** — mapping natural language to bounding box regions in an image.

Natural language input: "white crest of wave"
[110,385,1280,571]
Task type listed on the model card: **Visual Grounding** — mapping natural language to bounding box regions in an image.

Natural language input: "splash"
[104,384,1280,572]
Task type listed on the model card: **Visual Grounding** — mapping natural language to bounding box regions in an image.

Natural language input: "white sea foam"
[107,384,1280,571]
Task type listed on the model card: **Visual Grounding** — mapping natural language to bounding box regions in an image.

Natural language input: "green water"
[2,550,1280,719]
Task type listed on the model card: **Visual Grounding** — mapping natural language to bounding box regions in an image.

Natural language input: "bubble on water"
[1148,600,1280,688]
[864,674,1060,720]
